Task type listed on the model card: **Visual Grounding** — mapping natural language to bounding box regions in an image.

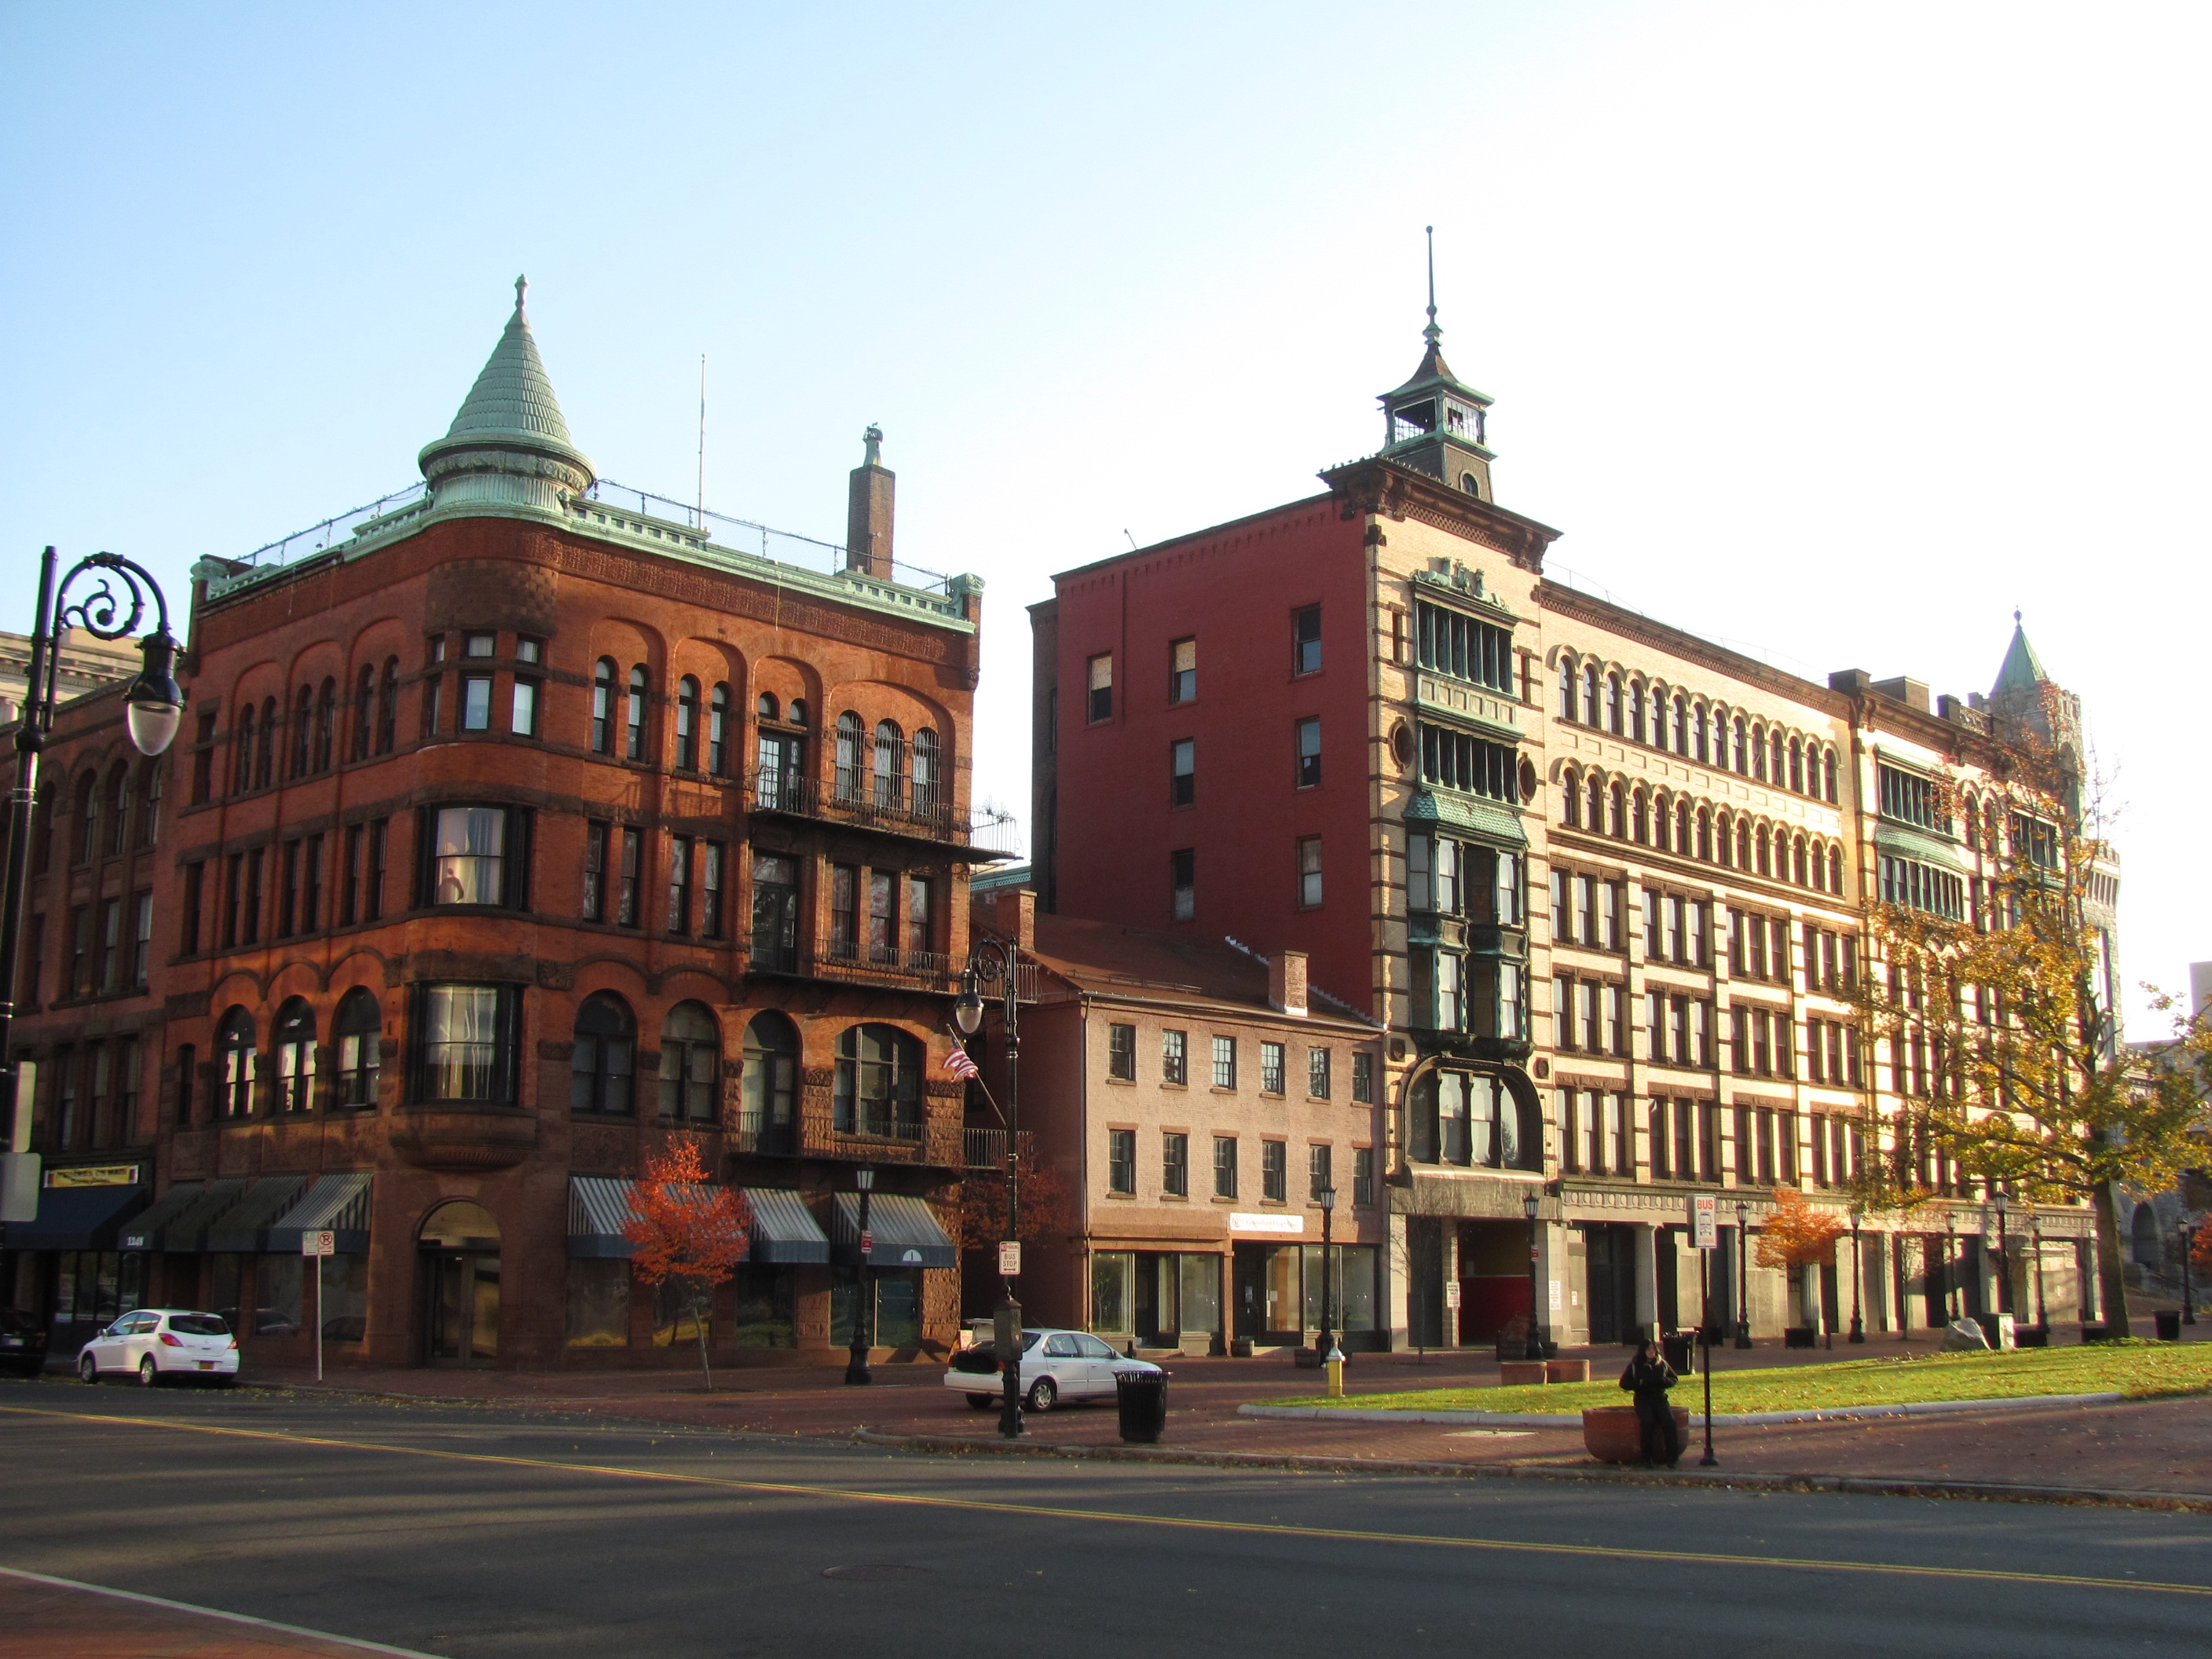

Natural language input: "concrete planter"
[1582,1405,1690,1464]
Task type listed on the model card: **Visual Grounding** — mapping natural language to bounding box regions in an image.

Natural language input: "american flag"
[943,1046,980,1082]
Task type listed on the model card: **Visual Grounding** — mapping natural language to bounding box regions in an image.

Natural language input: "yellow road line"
[5,1405,2205,1599]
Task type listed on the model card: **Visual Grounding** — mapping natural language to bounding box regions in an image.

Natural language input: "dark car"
[0,1309,50,1377]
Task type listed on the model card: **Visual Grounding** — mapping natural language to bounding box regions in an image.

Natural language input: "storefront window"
[1090,1251,1133,1333]
[733,1265,795,1348]
[830,1266,923,1349]
[320,1255,369,1342]
[565,1259,631,1348]
[1263,1243,1301,1334]
[258,1255,303,1336]
[1337,1245,1378,1331]
[211,1254,244,1328]
[1177,1254,1221,1337]
[652,1278,709,1348]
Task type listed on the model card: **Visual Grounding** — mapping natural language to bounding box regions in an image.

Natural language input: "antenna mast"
[696,354,708,529]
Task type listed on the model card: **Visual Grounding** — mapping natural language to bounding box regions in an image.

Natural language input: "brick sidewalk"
[0,1569,438,1659]
[207,1318,2212,1504]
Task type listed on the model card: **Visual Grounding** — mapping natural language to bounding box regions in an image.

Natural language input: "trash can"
[1115,1368,1169,1444]
[1661,1333,1695,1375]
[2155,1310,2182,1342]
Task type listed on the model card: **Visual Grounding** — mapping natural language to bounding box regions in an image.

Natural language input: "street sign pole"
[1690,1193,1718,1467]
[302,1230,335,1382]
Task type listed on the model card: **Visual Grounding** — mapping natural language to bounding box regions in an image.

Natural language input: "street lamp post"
[844,1166,874,1385]
[2183,1221,2198,1328]
[954,939,1024,1439]
[1734,1200,1753,1349]
[1992,1190,2011,1318]
[1522,1191,1544,1361]
[1944,1211,1959,1322]
[1316,1186,1337,1357]
[1848,1209,1866,1343]
[0,548,181,1177]
[2030,1210,2047,1334]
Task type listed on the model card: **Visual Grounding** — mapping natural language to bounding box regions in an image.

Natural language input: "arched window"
[910,728,939,818]
[376,658,398,754]
[333,988,381,1108]
[137,758,162,848]
[756,692,779,722]
[234,703,256,793]
[709,683,731,775]
[312,678,335,772]
[106,763,130,858]
[1628,680,1646,744]
[624,665,648,761]
[353,665,375,760]
[1586,774,1603,832]
[1736,822,1751,868]
[1582,663,1599,725]
[1695,808,1712,862]
[217,1007,255,1119]
[1771,731,1785,784]
[1730,717,1746,775]
[1604,674,1623,735]
[273,998,316,1113]
[291,685,314,778]
[834,1023,921,1140]
[1651,793,1670,851]
[1823,749,1838,803]
[742,1011,799,1152]
[570,993,636,1114]
[1792,835,1808,887]
[74,772,98,864]
[1673,696,1689,754]
[1675,800,1691,853]
[658,1002,720,1122]
[1788,737,1804,795]
[591,658,617,754]
[1631,789,1648,844]
[675,676,701,771]
[1754,824,1771,877]
[834,712,865,801]
[872,720,904,810]
[256,698,276,788]
[1715,812,1733,867]
[1607,782,1625,838]
[1558,657,1576,720]
[1562,768,1581,829]
[1827,845,1844,892]
[1747,723,1766,782]
[789,698,808,727]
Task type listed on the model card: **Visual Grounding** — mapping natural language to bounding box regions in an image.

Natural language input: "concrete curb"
[1240,1390,2126,1428]
[851,1429,2212,1514]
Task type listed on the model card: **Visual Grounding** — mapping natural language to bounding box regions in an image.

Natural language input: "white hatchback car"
[78,1309,240,1387]
[943,1328,1162,1412]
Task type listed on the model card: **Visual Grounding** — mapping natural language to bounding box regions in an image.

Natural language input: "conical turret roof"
[419,277,593,514]
[1991,614,2048,696]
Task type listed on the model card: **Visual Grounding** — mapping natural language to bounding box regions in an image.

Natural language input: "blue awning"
[5,1184,149,1251]
[207,1176,309,1254]
[831,1192,956,1269]
[266,1174,372,1255]
[569,1177,637,1258]
[119,1183,205,1252]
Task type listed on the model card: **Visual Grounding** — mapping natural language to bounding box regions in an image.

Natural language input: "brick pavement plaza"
[213,1318,2212,1503]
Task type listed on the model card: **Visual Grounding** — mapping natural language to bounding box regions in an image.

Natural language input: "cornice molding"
[1321,457,1560,573]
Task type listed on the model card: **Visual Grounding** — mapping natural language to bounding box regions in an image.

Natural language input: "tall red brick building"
[5,282,1003,1368]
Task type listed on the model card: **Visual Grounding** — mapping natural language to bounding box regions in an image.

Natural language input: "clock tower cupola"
[1377,228,1497,501]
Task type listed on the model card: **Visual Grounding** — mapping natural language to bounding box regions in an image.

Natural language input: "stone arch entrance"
[419,1200,501,1365]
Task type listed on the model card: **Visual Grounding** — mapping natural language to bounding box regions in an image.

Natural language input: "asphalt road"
[1,1379,2206,1658]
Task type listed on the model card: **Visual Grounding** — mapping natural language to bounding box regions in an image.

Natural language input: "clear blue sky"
[3,2,2203,1026]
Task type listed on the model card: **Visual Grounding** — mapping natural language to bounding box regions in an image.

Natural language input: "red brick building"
[4,284,1003,1369]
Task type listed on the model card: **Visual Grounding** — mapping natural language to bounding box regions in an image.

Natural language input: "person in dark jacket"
[1619,1339,1680,1467]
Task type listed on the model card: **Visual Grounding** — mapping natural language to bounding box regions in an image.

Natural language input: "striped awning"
[744,1188,829,1265]
[266,1174,373,1255]
[831,1191,956,1269]
[569,1177,638,1258]
[150,1178,250,1253]
[207,1176,309,1254]
[119,1183,205,1252]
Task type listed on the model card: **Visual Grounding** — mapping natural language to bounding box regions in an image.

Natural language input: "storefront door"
[418,1201,500,1366]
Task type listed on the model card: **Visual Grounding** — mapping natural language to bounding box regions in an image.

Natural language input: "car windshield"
[167,1314,229,1336]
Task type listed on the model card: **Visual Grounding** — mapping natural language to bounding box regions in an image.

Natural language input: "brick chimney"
[973,885,1035,952]
[845,424,895,580]
[1268,950,1308,1016]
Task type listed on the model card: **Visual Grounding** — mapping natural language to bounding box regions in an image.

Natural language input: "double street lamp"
[1848,1209,1866,1343]
[1,548,181,1166]
[1734,1200,1753,1348]
[954,938,1024,1439]
[1316,1185,1337,1360]
[1522,1190,1544,1361]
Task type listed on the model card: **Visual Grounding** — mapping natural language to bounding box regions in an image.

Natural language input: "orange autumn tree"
[954,1158,1076,1254]
[1753,1187,1849,1271]
[621,1141,750,1391]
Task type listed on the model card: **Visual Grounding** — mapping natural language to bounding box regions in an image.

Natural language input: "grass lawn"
[1281,1341,2212,1416]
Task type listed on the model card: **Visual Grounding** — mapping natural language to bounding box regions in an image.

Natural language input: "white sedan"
[943,1328,1162,1412]
[79,1309,240,1387]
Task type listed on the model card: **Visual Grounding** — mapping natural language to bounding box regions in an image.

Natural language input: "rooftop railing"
[579,480,955,597]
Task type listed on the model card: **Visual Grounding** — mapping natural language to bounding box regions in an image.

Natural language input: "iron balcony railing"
[814,941,960,991]
[961,1127,1035,1171]
[747,767,1020,856]
[731,1106,964,1169]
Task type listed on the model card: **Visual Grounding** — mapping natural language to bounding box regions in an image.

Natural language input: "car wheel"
[965,1393,995,1410]
[79,1353,98,1385]
[138,1356,160,1388]
[1026,1375,1057,1412]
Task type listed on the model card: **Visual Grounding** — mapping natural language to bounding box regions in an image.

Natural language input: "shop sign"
[47,1164,140,1188]
[1228,1213,1305,1236]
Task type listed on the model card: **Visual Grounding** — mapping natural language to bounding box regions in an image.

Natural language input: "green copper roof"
[438,276,578,451]
[1992,616,2048,695]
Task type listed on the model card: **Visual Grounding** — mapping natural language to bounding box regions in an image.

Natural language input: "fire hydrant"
[1324,1345,1346,1398]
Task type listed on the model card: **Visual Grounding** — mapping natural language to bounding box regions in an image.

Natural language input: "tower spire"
[1423,225,1441,350]
[419,278,594,518]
